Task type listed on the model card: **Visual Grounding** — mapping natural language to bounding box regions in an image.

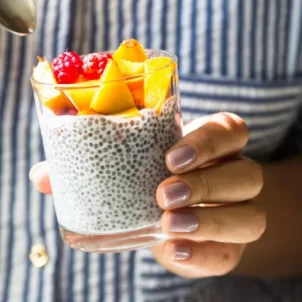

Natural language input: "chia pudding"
[39,95,182,234]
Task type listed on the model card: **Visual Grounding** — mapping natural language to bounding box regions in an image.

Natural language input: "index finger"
[166,112,249,174]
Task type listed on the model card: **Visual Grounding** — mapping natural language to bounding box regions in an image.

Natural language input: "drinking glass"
[31,49,183,253]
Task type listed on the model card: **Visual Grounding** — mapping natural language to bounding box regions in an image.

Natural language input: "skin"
[30,112,268,278]
[234,154,302,279]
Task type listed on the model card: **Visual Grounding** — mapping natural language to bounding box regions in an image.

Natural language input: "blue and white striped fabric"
[0,0,302,301]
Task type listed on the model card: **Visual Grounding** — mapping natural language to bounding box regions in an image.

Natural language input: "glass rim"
[30,49,178,88]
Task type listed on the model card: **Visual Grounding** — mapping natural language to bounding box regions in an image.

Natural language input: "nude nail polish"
[171,243,191,261]
[166,145,197,170]
[168,212,199,233]
[162,182,191,209]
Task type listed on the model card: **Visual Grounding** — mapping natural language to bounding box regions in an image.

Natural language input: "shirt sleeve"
[179,74,302,161]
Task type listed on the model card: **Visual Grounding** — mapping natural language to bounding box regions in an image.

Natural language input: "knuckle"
[204,215,222,239]
[218,112,238,124]
[219,112,249,145]
[194,120,218,158]
[206,134,216,156]
[196,130,217,159]
[198,171,212,201]
[234,115,249,139]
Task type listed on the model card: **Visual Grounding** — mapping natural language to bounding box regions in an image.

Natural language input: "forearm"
[233,155,302,279]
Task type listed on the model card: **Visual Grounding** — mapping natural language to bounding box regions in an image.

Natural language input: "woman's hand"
[152,112,266,278]
[29,112,266,279]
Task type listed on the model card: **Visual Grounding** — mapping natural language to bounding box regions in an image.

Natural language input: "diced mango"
[33,57,56,84]
[125,76,144,91]
[64,80,101,112]
[113,39,147,62]
[125,77,144,109]
[113,107,141,118]
[37,88,73,115]
[33,58,74,114]
[115,59,144,76]
[90,82,135,114]
[144,57,175,111]
[90,60,135,114]
[64,87,98,112]
[115,60,145,109]
[130,87,144,109]
[100,59,124,82]
[77,108,97,116]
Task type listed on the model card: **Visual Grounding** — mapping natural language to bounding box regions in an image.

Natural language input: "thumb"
[29,161,52,195]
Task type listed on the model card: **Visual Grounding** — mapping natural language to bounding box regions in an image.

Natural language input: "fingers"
[152,240,246,278]
[29,161,52,194]
[157,158,263,209]
[160,202,266,243]
[166,112,249,174]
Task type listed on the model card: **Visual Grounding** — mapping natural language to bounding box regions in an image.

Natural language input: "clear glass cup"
[31,49,183,253]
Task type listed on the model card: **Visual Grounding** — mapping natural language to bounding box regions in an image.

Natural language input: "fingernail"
[29,161,47,181]
[168,212,199,233]
[167,145,197,170]
[171,243,191,261]
[162,182,191,209]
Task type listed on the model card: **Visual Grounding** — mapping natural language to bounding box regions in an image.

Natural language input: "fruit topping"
[144,57,175,111]
[113,39,147,62]
[33,38,176,117]
[113,107,141,118]
[33,57,57,84]
[52,52,83,84]
[90,60,135,114]
[77,109,97,116]
[33,57,75,115]
[116,59,145,109]
[64,85,98,112]
[115,59,144,76]
[64,79,101,113]
[125,77,144,109]
[82,53,112,80]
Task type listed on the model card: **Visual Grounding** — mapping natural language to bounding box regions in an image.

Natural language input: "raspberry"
[52,52,83,84]
[82,53,112,80]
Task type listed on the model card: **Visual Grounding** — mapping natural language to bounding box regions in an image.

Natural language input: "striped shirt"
[0,0,302,301]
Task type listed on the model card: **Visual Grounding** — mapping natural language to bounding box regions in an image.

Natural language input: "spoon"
[0,0,36,35]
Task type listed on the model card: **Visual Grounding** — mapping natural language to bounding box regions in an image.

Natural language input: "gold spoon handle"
[0,0,36,35]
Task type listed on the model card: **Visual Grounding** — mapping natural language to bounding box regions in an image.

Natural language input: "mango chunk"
[115,59,144,76]
[113,107,141,118]
[113,39,147,62]
[37,88,73,115]
[33,58,57,84]
[125,77,144,109]
[64,79,101,112]
[116,59,145,109]
[90,60,135,114]
[144,57,175,110]
[33,58,74,114]
[91,83,135,114]
[77,108,97,116]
